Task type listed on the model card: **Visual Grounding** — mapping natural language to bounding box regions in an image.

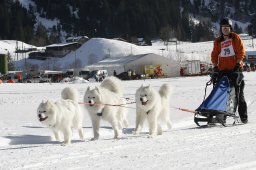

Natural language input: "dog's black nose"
[38,114,42,118]
[89,100,91,104]
[140,98,143,102]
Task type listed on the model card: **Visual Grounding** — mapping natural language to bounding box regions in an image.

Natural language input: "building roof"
[246,50,256,54]
[0,49,7,55]
[46,42,78,48]
[66,36,89,42]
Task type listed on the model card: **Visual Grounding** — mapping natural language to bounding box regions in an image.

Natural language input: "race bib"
[220,39,235,57]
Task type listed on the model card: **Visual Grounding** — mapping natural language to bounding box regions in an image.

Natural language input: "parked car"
[116,71,141,80]
[25,75,51,83]
[79,70,90,80]
[40,75,51,83]
[88,70,108,82]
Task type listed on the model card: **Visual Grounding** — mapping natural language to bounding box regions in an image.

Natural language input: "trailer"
[181,60,201,76]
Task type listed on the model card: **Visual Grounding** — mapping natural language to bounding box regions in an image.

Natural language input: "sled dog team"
[37,76,172,145]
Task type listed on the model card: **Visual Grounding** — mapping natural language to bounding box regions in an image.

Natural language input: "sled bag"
[195,76,236,116]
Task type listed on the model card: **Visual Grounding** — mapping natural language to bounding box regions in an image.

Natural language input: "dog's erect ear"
[95,86,100,93]
[95,86,102,100]
[86,86,91,92]
[46,100,54,106]
[45,100,50,105]
[146,84,150,88]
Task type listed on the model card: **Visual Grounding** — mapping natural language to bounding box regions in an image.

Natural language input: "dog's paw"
[132,130,140,135]
[114,131,122,139]
[61,141,71,146]
[148,134,157,138]
[51,136,62,142]
[157,130,163,135]
[114,135,122,139]
[90,137,99,141]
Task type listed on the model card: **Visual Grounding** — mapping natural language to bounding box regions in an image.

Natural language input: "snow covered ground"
[0,72,256,170]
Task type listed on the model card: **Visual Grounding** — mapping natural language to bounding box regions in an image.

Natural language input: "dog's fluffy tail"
[159,83,172,98]
[100,76,123,96]
[61,87,79,102]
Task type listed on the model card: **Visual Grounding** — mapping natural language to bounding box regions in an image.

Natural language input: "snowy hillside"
[58,38,162,69]
[0,72,256,169]
[0,40,37,57]
[18,0,65,38]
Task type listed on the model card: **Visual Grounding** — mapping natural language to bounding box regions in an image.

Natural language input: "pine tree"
[248,15,256,37]
[30,23,49,46]
[234,22,242,34]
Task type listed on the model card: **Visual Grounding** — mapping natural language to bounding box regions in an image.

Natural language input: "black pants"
[236,80,248,121]
[212,71,248,121]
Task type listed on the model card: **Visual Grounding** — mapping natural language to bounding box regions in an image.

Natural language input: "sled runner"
[194,71,243,127]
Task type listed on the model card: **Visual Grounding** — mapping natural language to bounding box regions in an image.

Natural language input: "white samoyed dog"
[134,84,172,137]
[37,87,85,145]
[84,76,128,140]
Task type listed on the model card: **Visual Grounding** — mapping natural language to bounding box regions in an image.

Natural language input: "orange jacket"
[211,32,245,71]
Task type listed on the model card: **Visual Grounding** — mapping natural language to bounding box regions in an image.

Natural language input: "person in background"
[180,67,184,76]
[113,70,117,76]
[17,72,22,83]
[102,71,106,80]
[7,77,15,83]
[128,69,132,80]
[132,70,136,76]
[250,62,255,71]
[243,63,249,72]
[211,17,248,124]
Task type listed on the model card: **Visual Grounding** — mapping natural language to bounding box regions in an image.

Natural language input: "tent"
[86,53,180,77]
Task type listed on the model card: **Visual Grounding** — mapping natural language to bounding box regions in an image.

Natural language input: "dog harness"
[97,108,104,116]
[146,110,150,115]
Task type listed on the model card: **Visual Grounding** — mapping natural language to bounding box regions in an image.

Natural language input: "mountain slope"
[1,0,255,45]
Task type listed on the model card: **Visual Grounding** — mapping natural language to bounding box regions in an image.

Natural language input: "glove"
[233,63,241,72]
[213,66,219,73]
[211,72,218,80]
[210,67,219,84]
